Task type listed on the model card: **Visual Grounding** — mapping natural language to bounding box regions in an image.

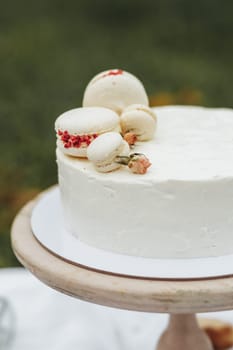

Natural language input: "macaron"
[87,132,130,172]
[120,104,157,141]
[55,107,120,157]
[82,69,149,114]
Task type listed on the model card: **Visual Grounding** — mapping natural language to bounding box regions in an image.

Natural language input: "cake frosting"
[56,105,233,259]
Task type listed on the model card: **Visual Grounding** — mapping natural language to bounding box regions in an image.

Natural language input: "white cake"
[56,105,233,259]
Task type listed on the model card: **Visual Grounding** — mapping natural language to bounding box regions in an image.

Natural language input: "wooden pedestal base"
[11,188,233,350]
[157,314,213,350]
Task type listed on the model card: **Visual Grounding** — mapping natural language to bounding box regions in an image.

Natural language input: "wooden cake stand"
[11,189,233,350]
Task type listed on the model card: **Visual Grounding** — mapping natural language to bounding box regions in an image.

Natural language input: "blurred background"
[1,0,233,267]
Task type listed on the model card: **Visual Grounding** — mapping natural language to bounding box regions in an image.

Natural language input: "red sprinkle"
[57,130,99,149]
[64,141,72,148]
[102,69,123,78]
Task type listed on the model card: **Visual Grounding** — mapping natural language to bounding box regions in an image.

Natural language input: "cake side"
[57,106,233,258]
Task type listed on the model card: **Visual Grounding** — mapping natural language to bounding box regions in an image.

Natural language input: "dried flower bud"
[128,153,151,174]
[123,132,137,146]
[115,153,151,174]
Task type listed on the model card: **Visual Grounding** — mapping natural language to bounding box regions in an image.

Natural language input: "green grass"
[0,0,232,267]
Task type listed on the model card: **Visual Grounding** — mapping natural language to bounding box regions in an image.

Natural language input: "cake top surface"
[57,105,233,182]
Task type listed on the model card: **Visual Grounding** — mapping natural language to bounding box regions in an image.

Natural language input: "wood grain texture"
[11,187,233,314]
[157,314,213,350]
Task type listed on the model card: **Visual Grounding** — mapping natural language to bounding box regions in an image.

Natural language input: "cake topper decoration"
[127,153,151,174]
[87,132,151,174]
[82,69,149,114]
[115,153,151,174]
[55,107,120,157]
[87,132,130,172]
[57,130,98,149]
[120,104,157,144]
[123,132,138,146]
[55,69,155,172]
[102,69,123,77]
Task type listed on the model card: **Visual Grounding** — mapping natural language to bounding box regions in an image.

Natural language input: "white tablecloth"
[1,268,233,350]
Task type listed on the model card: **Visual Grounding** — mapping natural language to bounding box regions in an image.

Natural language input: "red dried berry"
[64,141,72,148]
[107,69,123,76]
[59,132,98,149]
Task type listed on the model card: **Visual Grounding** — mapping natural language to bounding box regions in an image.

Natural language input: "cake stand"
[11,188,233,350]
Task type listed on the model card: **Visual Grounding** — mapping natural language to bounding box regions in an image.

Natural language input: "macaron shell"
[87,136,122,172]
[87,132,130,173]
[82,70,149,114]
[123,104,157,121]
[88,69,144,87]
[55,107,120,135]
[99,141,130,172]
[120,140,131,157]
[120,108,157,141]
[87,132,124,163]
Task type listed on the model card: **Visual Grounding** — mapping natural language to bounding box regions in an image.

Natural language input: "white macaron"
[120,104,157,141]
[82,69,149,114]
[87,132,130,172]
[55,107,120,157]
